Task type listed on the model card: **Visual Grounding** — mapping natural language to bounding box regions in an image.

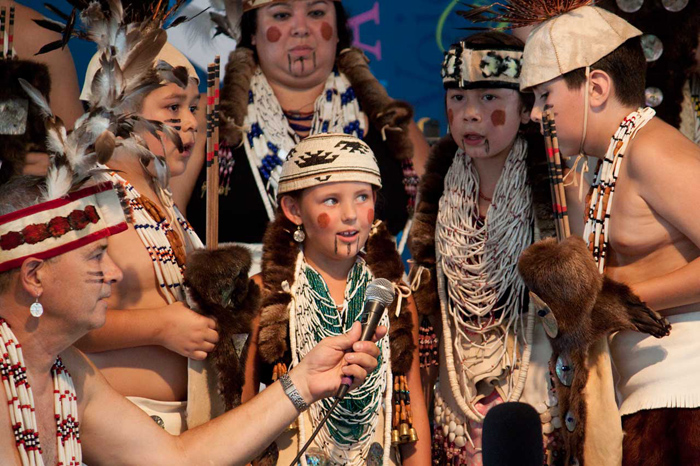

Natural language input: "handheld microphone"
[482,402,544,466]
[336,277,395,400]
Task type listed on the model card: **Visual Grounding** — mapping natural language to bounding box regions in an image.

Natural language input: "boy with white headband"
[466,1,700,464]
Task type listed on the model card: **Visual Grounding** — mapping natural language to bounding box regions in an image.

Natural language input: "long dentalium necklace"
[0,318,81,466]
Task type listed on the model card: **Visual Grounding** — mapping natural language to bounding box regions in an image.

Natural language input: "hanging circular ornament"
[30,300,44,317]
[555,354,574,387]
[616,0,644,13]
[662,0,689,12]
[565,411,577,432]
[645,87,664,107]
[641,34,664,62]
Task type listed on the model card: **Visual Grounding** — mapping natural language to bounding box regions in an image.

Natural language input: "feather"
[33,18,66,34]
[223,0,243,42]
[152,155,170,188]
[155,60,189,88]
[62,8,78,47]
[94,130,117,164]
[456,0,596,29]
[34,39,65,55]
[43,165,73,200]
[18,78,54,120]
[120,28,167,83]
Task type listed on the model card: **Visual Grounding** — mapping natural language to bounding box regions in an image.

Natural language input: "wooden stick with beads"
[213,56,220,245]
[7,6,13,59]
[1,7,6,60]
[205,61,220,250]
[542,111,563,241]
[547,112,571,239]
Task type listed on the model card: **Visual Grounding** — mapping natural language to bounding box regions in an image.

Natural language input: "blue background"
[21,0,483,133]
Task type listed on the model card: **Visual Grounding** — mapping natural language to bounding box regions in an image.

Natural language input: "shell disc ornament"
[616,0,644,13]
[662,0,689,12]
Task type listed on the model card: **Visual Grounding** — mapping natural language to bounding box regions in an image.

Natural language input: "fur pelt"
[184,245,261,410]
[622,408,700,466]
[257,212,415,381]
[0,61,51,184]
[219,47,256,147]
[518,235,671,464]
[407,132,554,318]
[218,46,414,167]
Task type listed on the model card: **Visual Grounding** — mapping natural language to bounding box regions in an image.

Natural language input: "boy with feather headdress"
[31,0,253,435]
[464,1,700,464]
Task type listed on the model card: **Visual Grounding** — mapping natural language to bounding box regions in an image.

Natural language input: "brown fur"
[219,47,256,147]
[518,235,671,464]
[622,408,700,466]
[0,60,51,184]
[184,245,261,410]
[257,213,415,377]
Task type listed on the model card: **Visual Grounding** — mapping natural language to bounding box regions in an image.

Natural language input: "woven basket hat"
[521,6,641,91]
[277,133,382,195]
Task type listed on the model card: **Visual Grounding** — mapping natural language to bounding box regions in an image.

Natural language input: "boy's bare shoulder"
[627,117,700,182]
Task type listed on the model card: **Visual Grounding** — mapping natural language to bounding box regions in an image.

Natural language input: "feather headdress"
[457,0,596,29]
[31,0,199,192]
[209,0,244,42]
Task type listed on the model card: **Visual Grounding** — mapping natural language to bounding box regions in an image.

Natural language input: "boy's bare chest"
[606,171,681,263]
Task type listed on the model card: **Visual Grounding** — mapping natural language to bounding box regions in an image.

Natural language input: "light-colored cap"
[520,6,642,91]
[277,133,381,196]
[80,42,199,101]
[442,44,523,90]
[244,0,340,12]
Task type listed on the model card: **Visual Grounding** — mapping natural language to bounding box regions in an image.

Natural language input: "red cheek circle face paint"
[367,209,375,224]
[320,22,334,41]
[317,213,331,228]
[266,26,282,43]
[448,108,454,127]
[491,109,506,127]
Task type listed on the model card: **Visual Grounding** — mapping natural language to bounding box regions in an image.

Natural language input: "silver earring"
[30,295,44,318]
[293,224,306,243]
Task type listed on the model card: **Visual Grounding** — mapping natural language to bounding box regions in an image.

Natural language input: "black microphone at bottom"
[335,277,395,400]
[482,402,544,466]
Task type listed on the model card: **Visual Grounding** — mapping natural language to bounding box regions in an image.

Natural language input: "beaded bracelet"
[280,373,309,412]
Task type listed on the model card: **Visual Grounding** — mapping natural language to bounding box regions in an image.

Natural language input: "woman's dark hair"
[238,2,354,60]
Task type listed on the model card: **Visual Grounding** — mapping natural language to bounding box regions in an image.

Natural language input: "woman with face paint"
[242,133,431,465]
[176,0,429,274]
[408,32,562,465]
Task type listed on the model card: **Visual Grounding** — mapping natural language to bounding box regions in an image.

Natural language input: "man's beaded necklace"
[0,318,81,466]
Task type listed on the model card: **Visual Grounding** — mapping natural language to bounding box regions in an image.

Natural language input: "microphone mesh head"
[366,278,395,307]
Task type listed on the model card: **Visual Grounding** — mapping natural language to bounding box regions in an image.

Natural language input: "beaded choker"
[0,318,81,466]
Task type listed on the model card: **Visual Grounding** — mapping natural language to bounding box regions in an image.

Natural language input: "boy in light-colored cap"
[465,1,700,465]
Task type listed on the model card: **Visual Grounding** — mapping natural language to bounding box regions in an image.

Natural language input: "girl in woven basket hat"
[242,132,431,465]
